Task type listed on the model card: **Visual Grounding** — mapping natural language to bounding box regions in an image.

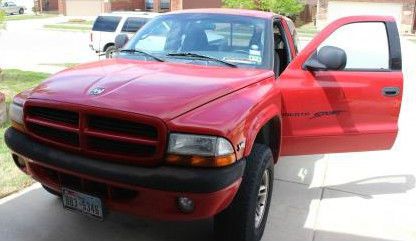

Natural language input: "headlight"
[9,101,24,125]
[168,133,234,156]
[167,133,236,167]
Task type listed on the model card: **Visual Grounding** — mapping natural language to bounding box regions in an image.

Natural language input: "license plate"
[62,188,104,220]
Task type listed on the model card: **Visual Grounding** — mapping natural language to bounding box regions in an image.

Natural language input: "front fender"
[167,75,282,161]
[243,102,282,160]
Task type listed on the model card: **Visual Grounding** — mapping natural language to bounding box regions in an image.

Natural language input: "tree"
[261,0,304,16]
[222,0,257,9]
[223,0,304,16]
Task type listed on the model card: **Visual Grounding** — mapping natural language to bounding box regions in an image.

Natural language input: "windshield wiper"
[120,49,165,62]
[167,52,238,68]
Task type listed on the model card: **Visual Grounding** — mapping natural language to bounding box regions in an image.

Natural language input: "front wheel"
[214,144,274,241]
[19,8,24,14]
[105,45,117,59]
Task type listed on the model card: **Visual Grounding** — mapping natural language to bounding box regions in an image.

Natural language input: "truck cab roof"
[99,11,161,19]
[168,8,281,19]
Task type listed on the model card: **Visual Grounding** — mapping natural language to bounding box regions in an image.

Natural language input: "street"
[0,17,97,73]
[1,17,416,241]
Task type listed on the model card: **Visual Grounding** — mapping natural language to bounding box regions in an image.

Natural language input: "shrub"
[223,0,304,16]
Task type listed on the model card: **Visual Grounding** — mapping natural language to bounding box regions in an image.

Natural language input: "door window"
[318,22,389,70]
[92,16,122,32]
[121,17,149,33]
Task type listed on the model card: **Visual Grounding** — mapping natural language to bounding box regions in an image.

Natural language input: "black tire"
[19,8,24,14]
[105,45,117,59]
[42,185,61,197]
[214,144,274,241]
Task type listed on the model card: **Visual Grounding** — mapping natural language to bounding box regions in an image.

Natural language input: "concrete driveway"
[1,18,416,241]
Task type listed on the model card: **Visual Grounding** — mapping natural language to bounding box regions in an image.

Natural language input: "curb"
[0,183,41,205]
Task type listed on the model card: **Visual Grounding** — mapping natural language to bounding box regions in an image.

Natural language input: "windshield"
[120,13,272,69]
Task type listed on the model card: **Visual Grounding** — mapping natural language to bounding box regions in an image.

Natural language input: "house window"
[145,0,170,11]
[160,0,170,11]
[145,0,153,11]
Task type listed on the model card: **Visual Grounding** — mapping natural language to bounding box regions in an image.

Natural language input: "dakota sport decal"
[283,110,345,119]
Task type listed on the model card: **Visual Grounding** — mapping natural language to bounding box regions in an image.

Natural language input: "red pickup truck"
[5,9,402,241]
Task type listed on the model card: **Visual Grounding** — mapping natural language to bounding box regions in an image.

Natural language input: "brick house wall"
[170,0,181,11]
[59,0,221,16]
[317,0,415,33]
[153,0,222,11]
[34,0,59,11]
[45,0,59,11]
[182,0,221,9]
[110,0,144,11]
[58,0,65,14]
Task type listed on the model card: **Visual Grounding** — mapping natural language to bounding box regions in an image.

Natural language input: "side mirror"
[115,34,129,49]
[304,46,347,71]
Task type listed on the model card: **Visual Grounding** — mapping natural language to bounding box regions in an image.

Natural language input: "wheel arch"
[245,115,282,163]
[103,42,115,52]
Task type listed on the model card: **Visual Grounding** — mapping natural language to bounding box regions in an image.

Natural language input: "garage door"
[327,2,402,28]
[65,0,105,16]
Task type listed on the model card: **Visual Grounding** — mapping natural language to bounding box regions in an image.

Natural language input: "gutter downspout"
[413,0,416,34]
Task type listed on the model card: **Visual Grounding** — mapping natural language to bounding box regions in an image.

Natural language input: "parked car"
[6,9,403,241]
[89,11,160,58]
[0,1,26,15]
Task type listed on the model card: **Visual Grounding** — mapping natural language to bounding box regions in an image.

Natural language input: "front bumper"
[89,44,99,53]
[5,128,245,220]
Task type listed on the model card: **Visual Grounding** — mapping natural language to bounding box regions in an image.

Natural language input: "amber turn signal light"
[11,120,26,133]
[166,154,236,167]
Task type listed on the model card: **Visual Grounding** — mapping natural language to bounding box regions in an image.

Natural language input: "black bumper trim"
[4,128,245,193]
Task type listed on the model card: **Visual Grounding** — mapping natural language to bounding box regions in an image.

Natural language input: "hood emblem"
[89,87,106,96]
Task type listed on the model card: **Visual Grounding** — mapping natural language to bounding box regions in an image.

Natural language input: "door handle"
[382,87,400,97]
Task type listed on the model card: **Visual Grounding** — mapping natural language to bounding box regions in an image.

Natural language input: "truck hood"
[28,58,273,120]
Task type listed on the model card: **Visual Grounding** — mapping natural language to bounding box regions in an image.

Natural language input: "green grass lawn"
[39,63,79,68]
[66,19,94,25]
[44,19,93,32]
[297,22,318,37]
[6,13,58,21]
[0,10,5,29]
[44,23,92,31]
[0,69,50,198]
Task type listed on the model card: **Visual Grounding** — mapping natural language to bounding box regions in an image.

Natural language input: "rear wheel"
[105,45,117,59]
[214,144,274,241]
[19,8,24,14]
[42,185,61,197]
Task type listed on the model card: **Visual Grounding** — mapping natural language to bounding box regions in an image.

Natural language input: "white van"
[90,11,160,58]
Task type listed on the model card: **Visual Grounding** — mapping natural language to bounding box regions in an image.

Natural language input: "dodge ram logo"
[89,87,105,96]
